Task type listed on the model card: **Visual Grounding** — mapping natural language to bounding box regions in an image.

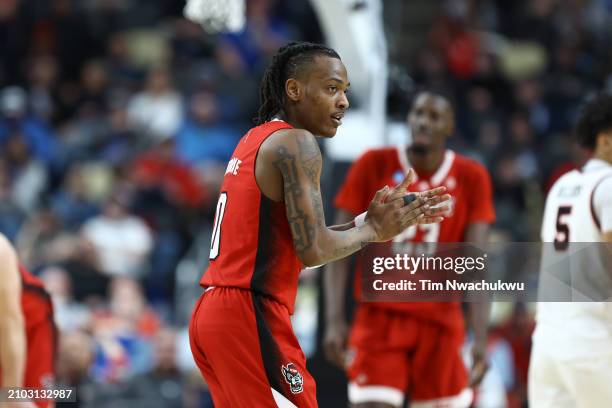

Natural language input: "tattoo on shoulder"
[274,145,314,253]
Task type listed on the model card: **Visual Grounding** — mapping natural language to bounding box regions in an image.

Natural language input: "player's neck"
[277,111,306,131]
[593,151,612,166]
[407,147,445,174]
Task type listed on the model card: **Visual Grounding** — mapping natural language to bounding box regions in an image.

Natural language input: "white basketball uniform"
[529,158,612,408]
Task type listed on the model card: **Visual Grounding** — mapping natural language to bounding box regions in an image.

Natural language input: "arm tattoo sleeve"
[297,136,325,227]
[274,145,315,253]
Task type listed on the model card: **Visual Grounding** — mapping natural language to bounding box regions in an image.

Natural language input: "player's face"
[407,93,453,154]
[297,56,350,137]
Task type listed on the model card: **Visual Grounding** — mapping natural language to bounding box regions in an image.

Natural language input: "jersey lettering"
[225,157,242,176]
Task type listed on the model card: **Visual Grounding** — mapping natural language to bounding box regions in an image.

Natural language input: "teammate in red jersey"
[189,42,451,407]
[323,91,495,408]
[0,233,56,408]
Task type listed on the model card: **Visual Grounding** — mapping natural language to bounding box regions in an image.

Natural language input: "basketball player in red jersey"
[189,42,452,407]
[324,91,495,408]
[0,233,56,408]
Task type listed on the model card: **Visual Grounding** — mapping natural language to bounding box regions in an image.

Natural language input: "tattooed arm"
[270,131,372,266]
[259,129,449,267]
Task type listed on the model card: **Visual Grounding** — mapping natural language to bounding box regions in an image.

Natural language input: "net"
[183,0,246,33]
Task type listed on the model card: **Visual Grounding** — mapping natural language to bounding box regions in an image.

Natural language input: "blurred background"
[1,0,611,406]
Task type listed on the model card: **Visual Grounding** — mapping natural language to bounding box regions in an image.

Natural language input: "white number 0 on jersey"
[209,193,228,260]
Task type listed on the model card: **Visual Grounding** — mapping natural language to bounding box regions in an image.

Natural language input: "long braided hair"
[255,41,340,125]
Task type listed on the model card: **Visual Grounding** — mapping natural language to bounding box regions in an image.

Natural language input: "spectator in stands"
[127,65,183,143]
[51,163,100,230]
[55,330,96,407]
[90,277,159,382]
[40,266,91,331]
[121,328,185,407]
[81,189,153,278]
[175,89,240,166]
[0,86,60,168]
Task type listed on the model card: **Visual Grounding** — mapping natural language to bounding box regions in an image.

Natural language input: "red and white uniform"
[0,265,56,408]
[334,147,495,407]
[190,120,316,408]
[529,158,612,408]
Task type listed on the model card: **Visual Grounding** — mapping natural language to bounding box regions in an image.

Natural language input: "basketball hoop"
[184,0,246,33]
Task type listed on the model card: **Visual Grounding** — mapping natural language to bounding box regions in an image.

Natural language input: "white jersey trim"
[271,387,298,408]
[395,147,455,187]
[431,150,455,186]
[411,388,473,408]
[348,383,404,406]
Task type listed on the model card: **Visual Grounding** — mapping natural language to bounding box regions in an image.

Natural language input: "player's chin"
[319,125,338,138]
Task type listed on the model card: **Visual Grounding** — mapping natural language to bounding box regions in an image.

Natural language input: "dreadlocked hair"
[255,41,340,125]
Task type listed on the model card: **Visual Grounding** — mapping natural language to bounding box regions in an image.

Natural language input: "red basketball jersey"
[335,147,495,325]
[200,120,303,314]
[0,264,56,404]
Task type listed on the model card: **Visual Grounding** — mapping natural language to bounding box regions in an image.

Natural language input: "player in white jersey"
[529,93,612,408]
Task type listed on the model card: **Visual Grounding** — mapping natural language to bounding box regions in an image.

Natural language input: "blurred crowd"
[0,0,320,405]
[0,0,610,406]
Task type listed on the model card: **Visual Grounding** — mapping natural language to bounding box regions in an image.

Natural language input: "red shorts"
[189,287,317,407]
[346,304,472,407]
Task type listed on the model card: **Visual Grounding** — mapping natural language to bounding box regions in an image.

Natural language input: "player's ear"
[285,78,302,102]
